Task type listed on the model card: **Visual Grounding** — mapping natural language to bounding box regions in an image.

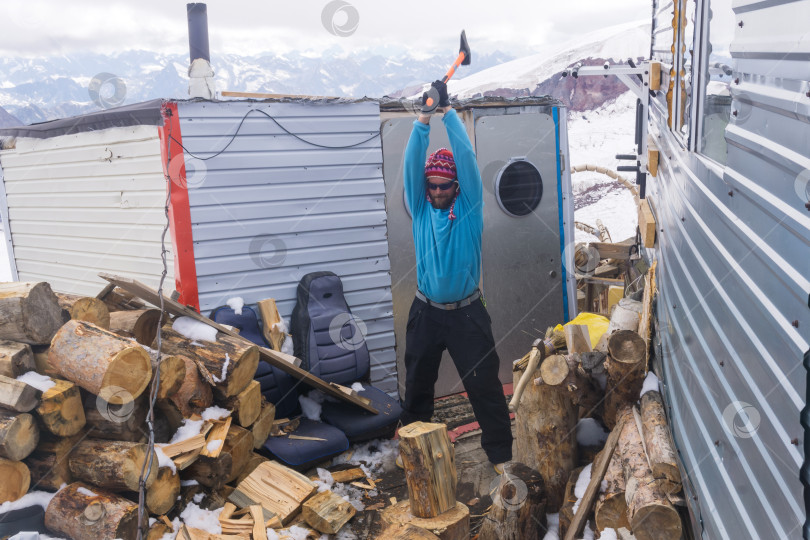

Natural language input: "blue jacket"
[404,109,483,303]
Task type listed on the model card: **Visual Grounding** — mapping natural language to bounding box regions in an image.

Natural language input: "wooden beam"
[638,198,657,248]
[221,91,339,100]
[98,273,378,415]
[588,242,635,260]
[563,413,627,540]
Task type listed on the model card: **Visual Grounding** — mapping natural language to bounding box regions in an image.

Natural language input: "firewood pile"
[485,260,683,540]
[0,280,374,540]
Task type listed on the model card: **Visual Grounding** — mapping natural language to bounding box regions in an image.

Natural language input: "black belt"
[416,289,481,310]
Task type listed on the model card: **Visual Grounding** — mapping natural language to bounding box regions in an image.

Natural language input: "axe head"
[459,30,471,65]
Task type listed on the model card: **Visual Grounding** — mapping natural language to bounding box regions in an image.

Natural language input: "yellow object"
[608,286,624,312]
[554,312,610,349]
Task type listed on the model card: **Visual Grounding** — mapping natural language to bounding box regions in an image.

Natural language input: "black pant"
[401,296,513,464]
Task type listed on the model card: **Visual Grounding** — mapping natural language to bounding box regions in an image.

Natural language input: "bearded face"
[426,177,458,210]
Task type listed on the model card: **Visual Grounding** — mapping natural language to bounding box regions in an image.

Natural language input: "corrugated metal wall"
[0,125,173,295]
[176,100,397,393]
[649,0,810,538]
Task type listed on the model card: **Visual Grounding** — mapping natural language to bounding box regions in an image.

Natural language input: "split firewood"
[155,325,259,398]
[0,282,64,345]
[44,482,139,540]
[0,410,39,460]
[537,354,601,413]
[84,393,148,442]
[56,293,111,330]
[256,298,286,351]
[0,374,41,412]
[381,523,441,539]
[24,433,82,491]
[302,489,356,534]
[109,308,162,345]
[477,462,547,540]
[250,398,275,449]
[147,521,173,540]
[326,467,366,484]
[232,452,269,486]
[594,445,629,532]
[0,340,35,378]
[0,457,30,503]
[32,345,59,377]
[270,417,300,436]
[381,500,470,540]
[148,354,187,401]
[125,466,180,516]
[640,390,682,486]
[564,325,592,353]
[200,417,233,459]
[68,439,158,492]
[219,380,261,427]
[616,407,682,540]
[398,421,457,518]
[36,378,86,437]
[558,465,586,539]
[603,330,647,428]
[49,320,153,404]
[515,356,577,511]
[166,355,214,419]
[229,460,317,525]
[187,424,253,487]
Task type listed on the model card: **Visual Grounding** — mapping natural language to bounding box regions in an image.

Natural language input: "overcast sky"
[2,0,652,59]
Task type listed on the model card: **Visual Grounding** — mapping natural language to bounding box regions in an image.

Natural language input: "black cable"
[168,107,381,161]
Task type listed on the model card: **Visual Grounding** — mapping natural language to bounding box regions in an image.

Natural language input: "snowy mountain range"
[0,49,514,126]
[0,20,651,126]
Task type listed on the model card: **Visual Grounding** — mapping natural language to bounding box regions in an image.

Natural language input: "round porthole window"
[495,159,543,217]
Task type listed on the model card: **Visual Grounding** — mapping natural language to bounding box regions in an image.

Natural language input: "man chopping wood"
[398,80,512,473]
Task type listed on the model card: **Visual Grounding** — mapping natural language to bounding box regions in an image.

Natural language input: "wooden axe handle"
[509,347,542,412]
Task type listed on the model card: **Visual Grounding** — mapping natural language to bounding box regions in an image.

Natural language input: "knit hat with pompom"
[424,148,456,181]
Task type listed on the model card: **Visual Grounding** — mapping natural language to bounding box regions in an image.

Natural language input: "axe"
[508,338,556,412]
[421,30,471,114]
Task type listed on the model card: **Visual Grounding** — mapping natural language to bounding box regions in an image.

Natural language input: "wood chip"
[200,417,232,458]
[288,435,327,442]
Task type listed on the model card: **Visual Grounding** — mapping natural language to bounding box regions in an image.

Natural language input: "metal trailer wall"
[0,125,174,295]
[649,0,810,538]
[175,100,398,393]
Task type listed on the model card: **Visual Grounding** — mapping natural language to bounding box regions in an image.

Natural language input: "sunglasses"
[427,180,457,191]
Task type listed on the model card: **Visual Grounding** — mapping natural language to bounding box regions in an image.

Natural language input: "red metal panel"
[159,102,200,312]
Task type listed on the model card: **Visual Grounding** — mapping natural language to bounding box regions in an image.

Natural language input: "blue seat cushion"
[261,418,349,470]
[320,385,402,442]
[210,305,269,348]
[254,361,299,419]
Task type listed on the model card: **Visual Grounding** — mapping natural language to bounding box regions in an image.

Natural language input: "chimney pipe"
[186,3,216,99]
[187,3,210,64]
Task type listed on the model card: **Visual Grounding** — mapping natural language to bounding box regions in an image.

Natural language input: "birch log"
[594,445,629,532]
[617,407,681,540]
[603,330,646,428]
[49,320,152,404]
[640,390,682,486]
[68,439,158,491]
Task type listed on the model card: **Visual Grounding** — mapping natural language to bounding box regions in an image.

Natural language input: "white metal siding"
[176,100,397,393]
[0,125,173,295]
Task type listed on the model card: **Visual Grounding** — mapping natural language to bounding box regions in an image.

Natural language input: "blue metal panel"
[647,0,810,536]
[176,100,397,393]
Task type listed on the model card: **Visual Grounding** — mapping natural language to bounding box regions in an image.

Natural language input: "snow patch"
[641,371,660,397]
[201,406,231,421]
[572,463,592,514]
[173,317,217,343]
[212,353,230,383]
[168,418,204,444]
[178,503,223,534]
[16,372,54,393]
[542,513,560,540]
[331,438,400,476]
[76,487,97,497]
[0,490,57,513]
[299,394,322,421]
[206,440,222,453]
[351,382,365,393]
[154,446,177,474]
[226,297,244,315]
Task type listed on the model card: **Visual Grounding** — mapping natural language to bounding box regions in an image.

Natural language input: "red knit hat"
[425,148,456,181]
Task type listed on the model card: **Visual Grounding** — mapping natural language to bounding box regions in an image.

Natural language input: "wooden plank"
[649,61,662,91]
[221,91,339,99]
[563,325,592,353]
[98,273,378,414]
[589,241,635,260]
[638,198,656,248]
[563,414,627,540]
[640,260,657,370]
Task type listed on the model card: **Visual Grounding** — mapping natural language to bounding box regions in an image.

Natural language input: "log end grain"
[631,503,682,540]
[0,411,39,461]
[102,347,152,404]
[382,500,470,540]
[539,355,570,386]
[0,458,30,503]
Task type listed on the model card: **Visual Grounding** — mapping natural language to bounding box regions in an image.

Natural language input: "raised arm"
[403,117,431,216]
[442,108,482,208]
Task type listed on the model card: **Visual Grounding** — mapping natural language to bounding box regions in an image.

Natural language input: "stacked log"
[603,330,647,428]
